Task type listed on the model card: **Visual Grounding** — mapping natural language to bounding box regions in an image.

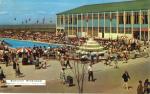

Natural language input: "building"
[56,0,150,41]
[0,24,56,33]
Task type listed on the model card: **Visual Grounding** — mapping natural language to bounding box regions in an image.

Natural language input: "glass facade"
[57,9,150,40]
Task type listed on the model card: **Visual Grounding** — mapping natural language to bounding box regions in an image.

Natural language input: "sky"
[0,0,130,25]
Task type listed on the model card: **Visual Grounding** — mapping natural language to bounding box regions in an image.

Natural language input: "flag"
[37,20,39,24]
[25,20,28,24]
[42,18,45,24]
[28,18,31,21]
[50,20,52,23]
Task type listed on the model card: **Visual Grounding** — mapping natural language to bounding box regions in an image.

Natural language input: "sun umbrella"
[17,48,31,53]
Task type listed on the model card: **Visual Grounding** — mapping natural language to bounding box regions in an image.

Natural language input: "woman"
[144,79,149,94]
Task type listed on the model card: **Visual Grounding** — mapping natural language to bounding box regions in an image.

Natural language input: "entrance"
[102,31,104,38]
[133,31,140,40]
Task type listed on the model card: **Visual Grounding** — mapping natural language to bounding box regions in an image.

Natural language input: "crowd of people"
[0,31,150,93]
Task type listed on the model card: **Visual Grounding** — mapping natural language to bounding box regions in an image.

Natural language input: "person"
[0,66,5,84]
[88,64,94,81]
[114,54,118,69]
[122,71,130,90]
[144,79,149,94]
[12,60,16,70]
[65,58,72,69]
[3,53,9,67]
[60,68,66,84]
[35,58,40,69]
[137,80,144,94]
[15,63,22,77]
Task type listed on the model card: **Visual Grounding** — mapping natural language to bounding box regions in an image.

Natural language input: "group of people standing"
[137,79,150,94]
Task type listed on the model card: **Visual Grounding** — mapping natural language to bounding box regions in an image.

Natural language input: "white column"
[60,15,61,33]
[68,14,69,36]
[92,13,94,38]
[87,13,88,37]
[81,13,83,37]
[148,10,150,41]
[72,14,73,35]
[56,15,58,36]
[116,11,119,36]
[63,14,65,34]
[104,12,105,38]
[110,12,112,39]
[77,14,79,37]
[131,11,134,38]
[140,10,142,40]
[124,11,126,35]
[98,13,100,38]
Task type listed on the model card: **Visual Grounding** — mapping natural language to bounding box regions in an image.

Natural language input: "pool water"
[0,38,60,48]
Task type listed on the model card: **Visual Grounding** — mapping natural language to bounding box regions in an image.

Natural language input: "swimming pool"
[0,38,61,48]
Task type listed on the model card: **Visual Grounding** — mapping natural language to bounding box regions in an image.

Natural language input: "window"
[78,15,81,20]
[119,13,124,24]
[60,15,63,25]
[118,28,124,33]
[73,15,77,24]
[99,27,104,33]
[105,14,109,19]
[65,15,68,24]
[134,12,139,24]
[125,28,131,34]
[105,27,110,33]
[93,14,98,19]
[99,14,104,19]
[126,12,131,24]
[69,15,72,24]
[112,27,117,33]
[142,11,148,24]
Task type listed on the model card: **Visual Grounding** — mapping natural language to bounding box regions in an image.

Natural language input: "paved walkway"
[0,56,150,93]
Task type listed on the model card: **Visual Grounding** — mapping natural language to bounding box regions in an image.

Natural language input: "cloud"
[0,11,8,15]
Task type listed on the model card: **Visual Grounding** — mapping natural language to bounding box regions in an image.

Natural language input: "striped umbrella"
[17,48,31,53]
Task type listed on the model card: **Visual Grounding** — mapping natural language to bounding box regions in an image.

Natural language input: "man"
[137,80,144,94]
[88,64,94,81]
[60,68,66,84]
[122,71,130,90]
[3,53,9,67]
[0,66,5,84]
[65,58,72,69]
